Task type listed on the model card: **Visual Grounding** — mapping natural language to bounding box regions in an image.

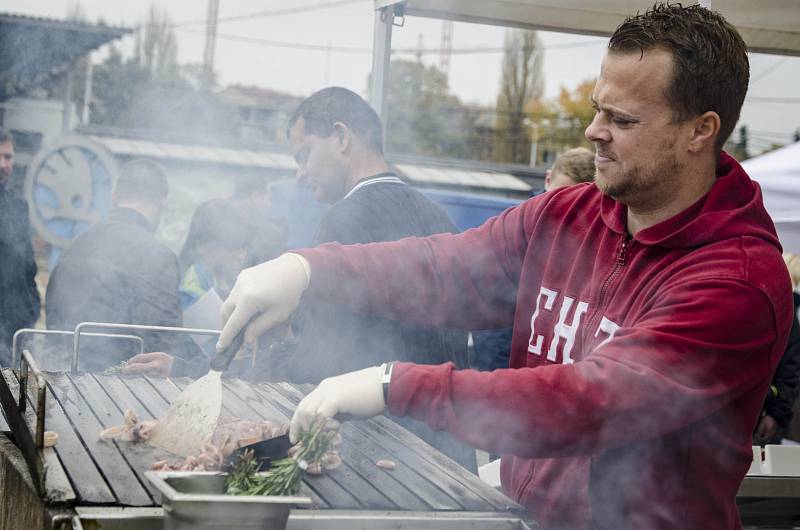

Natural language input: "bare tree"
[495,29,545,164]
[135,5,179,81]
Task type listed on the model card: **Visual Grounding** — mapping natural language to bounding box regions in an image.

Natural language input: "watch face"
[25,136,119,248]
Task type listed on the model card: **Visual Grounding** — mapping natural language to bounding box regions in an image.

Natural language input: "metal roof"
[87,135,297,170]
[395,163,532,192]
[87,133,534,194]
[0,13,131,99]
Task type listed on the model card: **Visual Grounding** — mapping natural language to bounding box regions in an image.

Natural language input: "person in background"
[231,177,286,266]
[178,199,253,309]
[473,146,598,372]
[46,159,196,372]
[543,146,596,191]
[0,127,40,366]
[755,252,800,444]
[218,5,793,528]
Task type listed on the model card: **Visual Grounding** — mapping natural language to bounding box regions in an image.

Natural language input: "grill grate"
[0,368,518,514]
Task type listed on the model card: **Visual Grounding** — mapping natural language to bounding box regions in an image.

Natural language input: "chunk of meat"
[376,459,396,470]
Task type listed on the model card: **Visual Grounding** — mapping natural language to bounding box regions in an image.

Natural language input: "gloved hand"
[290,365,386,443]
[122,352,174,376]
[218,253,310,351]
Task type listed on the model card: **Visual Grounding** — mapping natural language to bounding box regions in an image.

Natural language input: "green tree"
[524,78,595,163]
[495,29,544,164]
[89,5,235,139]
[383,59,477,158]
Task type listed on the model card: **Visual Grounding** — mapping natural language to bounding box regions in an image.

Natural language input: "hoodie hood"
[600,151,782,251]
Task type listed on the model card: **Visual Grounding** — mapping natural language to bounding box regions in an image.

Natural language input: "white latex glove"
[218,253,310,351]
[290,365,386,443]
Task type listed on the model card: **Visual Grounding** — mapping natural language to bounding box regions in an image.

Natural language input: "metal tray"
[146,471,311,530]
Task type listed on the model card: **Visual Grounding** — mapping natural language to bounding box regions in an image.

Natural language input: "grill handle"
[11,328,145,371]
[71,322,220,373]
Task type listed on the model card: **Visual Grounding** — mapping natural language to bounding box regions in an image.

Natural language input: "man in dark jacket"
[276,87,473,470]
[0,127,40,366]
[46,159,193,372]
[126,88,475,471]
[285,87,468,381]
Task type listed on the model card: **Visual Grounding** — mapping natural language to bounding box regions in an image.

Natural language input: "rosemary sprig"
[226,421,336,496]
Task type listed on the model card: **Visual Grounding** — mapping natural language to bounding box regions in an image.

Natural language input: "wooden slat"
[272,382,516,512]
[245,381,459,511]
[46,374,152,506]
[27,375,115,504]
[87,374,177,500]
[117,377,170,419]
[71,374,177,503]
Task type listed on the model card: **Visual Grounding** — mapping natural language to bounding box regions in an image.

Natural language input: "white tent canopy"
[375,0,800,56]
[370,1,800,122]
[742,142,800,255]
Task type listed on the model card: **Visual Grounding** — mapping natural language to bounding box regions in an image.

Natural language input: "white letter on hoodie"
[593,316,620,349]
[547,296,589,364]
[528,287,558,355]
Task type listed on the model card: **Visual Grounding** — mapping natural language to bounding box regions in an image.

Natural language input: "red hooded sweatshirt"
[296,153,793,530]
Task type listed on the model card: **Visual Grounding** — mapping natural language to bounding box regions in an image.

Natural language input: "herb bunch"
[226,421,336,496]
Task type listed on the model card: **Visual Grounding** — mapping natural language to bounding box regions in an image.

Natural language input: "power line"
[176,27,602,55]
[172,0,369,28]
[747,96,800,104]
[750,57,788,85]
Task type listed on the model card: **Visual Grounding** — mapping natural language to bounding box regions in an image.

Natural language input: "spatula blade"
[147,370,222,457]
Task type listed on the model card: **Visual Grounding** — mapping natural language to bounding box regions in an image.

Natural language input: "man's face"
[0,141,14,188]
[289,118,348,204]
[585,49,691,207]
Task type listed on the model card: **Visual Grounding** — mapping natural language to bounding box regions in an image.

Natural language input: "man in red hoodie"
[218,4,793,529]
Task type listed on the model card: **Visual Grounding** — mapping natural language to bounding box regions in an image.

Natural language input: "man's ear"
[687,111,720,154]
[332,122,351,152]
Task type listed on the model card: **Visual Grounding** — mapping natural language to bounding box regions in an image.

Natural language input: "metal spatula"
[147,330,246,457]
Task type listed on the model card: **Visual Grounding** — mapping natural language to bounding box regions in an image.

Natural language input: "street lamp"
[523,118,539,167]
[523,118,549,167]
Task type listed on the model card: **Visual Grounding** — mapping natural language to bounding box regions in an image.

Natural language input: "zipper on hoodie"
[597,235,630,307]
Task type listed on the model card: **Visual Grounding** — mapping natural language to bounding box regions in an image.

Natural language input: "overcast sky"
[4,0,799,154]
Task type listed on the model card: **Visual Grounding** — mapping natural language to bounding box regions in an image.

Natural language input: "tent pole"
[370,5,393,144]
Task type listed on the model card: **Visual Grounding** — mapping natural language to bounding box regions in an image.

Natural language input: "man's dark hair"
[115,159,168,203]
[608,2,749,152]
[287,87,384,154]
[179,198,252,270]
[0,127,14,147]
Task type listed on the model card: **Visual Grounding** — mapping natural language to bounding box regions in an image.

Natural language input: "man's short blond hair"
[550,147,595,185]
[784,253,800,290]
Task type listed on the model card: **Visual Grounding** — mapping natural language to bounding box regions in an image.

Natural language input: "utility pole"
[439,21,453,78]
[81,52,94,125]
[203,0,220,89]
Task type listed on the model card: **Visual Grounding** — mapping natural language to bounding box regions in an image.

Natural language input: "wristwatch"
[381,362,394,404]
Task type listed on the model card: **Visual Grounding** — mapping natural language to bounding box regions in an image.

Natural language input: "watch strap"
[381,362,394,404]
